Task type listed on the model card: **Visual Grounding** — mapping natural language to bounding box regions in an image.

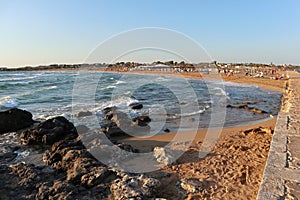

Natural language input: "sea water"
[0,71,282,132]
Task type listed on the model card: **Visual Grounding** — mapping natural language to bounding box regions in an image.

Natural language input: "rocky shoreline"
[0,108,170,199]
[0,107,276,199]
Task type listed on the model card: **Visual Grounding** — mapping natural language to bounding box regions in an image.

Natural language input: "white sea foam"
[0,76,37,82]
[0,96,19,108]
[115,80,126,85]
[174,109,206,117]
[46,85,57,90]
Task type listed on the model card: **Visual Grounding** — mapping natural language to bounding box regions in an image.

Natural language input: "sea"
[0,71,282,164]
[0,71,282,130]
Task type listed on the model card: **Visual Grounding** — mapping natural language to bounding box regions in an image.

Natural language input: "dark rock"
[0,164,36,199]
[75,111,93,118]
[104,113,113,120]
[164,128,170,133]
[20,116,78,146]
[80,166,112,188]
[36,180,77,200]
[103,106,117,115]
[0,108,34,134]
[129,102,143,110]
[11,162,41,188]
[116,143,139,153]
[111,111,132,127]
[43,140,86,170]
[132,116,151,126]
[101,122,130,138]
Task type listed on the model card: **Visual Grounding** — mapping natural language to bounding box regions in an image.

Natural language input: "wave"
[45,85,57,90]
[0,96,19,108]
[0,76,38,82]
[101,85,116,90]
[115,80,126,85]
[91,96,140,113]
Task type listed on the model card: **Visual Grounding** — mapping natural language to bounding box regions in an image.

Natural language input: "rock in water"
[129,102,143,110]
[20,116,78,146]
[75,111,93,118]
[0,108,34,134]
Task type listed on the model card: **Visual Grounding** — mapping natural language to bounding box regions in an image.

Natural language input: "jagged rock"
[80,166,112,188]
[110,175,160,200]
[43,140,88,170]
[0,108,34,134]
[66,157,97,184]
[20,116,78,146]
[153,147,175,166]
[11,162,41,187]
[0,164,36,199]
[36,180,77,200]
[129,102,143,110]
[179,178,203,193]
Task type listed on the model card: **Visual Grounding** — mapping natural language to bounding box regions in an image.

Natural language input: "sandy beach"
[0,69,287,199]
[112,71,286,199]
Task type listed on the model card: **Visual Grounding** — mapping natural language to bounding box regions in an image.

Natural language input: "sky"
[0,0,299,67]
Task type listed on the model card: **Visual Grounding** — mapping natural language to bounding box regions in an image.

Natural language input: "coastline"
[9,68,286,92]
[0,69,287,199]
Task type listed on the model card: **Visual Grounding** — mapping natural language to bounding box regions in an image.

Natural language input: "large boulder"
[0,108,34,134]
[20,116,78,146]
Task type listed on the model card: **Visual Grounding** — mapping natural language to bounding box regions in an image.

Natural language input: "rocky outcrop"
[153,147,175,166]
[101,110,151,139]
[20,116,78,146]
[226,104,268,114]
[0,108,34,134]
[132,116,151,126]
[110,174,161,200]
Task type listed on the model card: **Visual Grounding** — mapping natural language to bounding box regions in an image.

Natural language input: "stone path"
[257,71,300,200]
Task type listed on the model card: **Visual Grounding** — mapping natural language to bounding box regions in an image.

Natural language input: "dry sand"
[123,119,276,199]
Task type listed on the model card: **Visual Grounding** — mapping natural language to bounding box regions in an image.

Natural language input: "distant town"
[1,61,299,75]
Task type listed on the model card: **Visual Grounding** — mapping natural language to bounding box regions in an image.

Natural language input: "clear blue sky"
[0,0,299,67]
